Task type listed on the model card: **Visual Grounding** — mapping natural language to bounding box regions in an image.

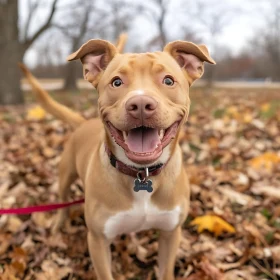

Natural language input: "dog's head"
[68,39,215,167]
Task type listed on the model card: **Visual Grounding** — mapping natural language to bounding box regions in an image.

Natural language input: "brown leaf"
[200,257,224,280]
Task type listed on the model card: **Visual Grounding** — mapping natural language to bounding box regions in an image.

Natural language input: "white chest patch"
[104,192,181,239]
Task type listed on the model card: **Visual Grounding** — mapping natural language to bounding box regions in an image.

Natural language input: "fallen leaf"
[32,212,53,229]
[248,152,280,171]
[217,187,257,206]
[190,215,236,236]
[1,88,280,279]
[224,269,255,280]
[251,185,280,199]
[136,244,148,263]
[1,265,21,280]
[226,106,239,119]
[26,106,46,120]
[36,259,72,280]
[200,257,224,280]
[6,216,23,233]
[261,103,270,112]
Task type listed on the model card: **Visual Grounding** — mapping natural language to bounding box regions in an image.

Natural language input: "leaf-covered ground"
[0,88,279,280]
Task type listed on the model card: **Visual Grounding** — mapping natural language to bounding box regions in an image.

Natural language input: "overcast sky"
[20,0,272,67]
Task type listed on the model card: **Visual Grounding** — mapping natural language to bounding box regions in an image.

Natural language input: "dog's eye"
[163,76,174,86]
[111,77,123,87]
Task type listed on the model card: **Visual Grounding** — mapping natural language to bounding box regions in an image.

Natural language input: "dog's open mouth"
[107,122,180,164]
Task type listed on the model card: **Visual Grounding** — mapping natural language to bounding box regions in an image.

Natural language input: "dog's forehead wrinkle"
[118,66,130,75]
[128,59,135,68]
[152,63,166,74]
[111,53,171,77]
[146,53,157,58]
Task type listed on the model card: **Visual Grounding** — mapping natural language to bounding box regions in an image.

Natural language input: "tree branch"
[23,0,58,50]
[53,4,92,42]
[77,4,91,42]
[23,0,39,41]
[52,23,76,39]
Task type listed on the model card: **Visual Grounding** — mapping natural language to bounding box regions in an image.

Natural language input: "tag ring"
[137,167,149,182]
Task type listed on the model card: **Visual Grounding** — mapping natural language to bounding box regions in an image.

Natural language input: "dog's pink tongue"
[126,127,160,153]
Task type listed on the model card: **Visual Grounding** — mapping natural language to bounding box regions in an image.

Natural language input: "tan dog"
[20,39,215,280]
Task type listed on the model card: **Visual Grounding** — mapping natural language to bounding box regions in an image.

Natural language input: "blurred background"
[1,0,280,104]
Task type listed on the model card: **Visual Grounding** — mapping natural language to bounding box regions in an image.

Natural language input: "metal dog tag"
[133,179,153,193]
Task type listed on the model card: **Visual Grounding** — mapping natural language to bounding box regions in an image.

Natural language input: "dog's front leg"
[158,227,181,280]
[87,231,113,280]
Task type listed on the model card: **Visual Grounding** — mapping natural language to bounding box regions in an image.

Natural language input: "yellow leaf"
[226,106,239,119]
[261,103,270,112]
[242,113,253,123]
[190,215,236,236]
[26,106,46,120]
[248,152,280,171]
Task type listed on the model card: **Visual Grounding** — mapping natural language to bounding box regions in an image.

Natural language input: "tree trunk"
[206,67,216,88]
[0,0,24,104]
[63,39,79,91]
[0,47,24,105]
[63,60,78,91]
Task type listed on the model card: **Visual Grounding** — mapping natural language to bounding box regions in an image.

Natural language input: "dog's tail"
[115,33,128,53]
[19,63,85,129]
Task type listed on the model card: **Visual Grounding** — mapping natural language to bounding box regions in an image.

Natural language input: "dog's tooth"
[159,129,164,140]
[122,131,127,141]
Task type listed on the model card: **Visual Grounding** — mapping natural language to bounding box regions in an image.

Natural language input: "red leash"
[0,198,85,215]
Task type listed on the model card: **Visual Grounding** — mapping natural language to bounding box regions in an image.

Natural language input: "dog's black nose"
[125,95,158,119]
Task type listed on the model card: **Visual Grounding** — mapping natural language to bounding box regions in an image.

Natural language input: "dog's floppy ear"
[164,41,215,85]
[67,39,117,87]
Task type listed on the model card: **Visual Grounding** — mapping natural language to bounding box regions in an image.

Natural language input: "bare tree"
[34,32,62,67]
[95,0,138,42]
[59,0,134,90]
[190,0,240,85]
[54,1,98,91]
[53,0,134,90]
[140,0,169,49]
[139,0,198,50]
[254,0,280,80]
[229,0,280,81]
[0,0,59,104]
